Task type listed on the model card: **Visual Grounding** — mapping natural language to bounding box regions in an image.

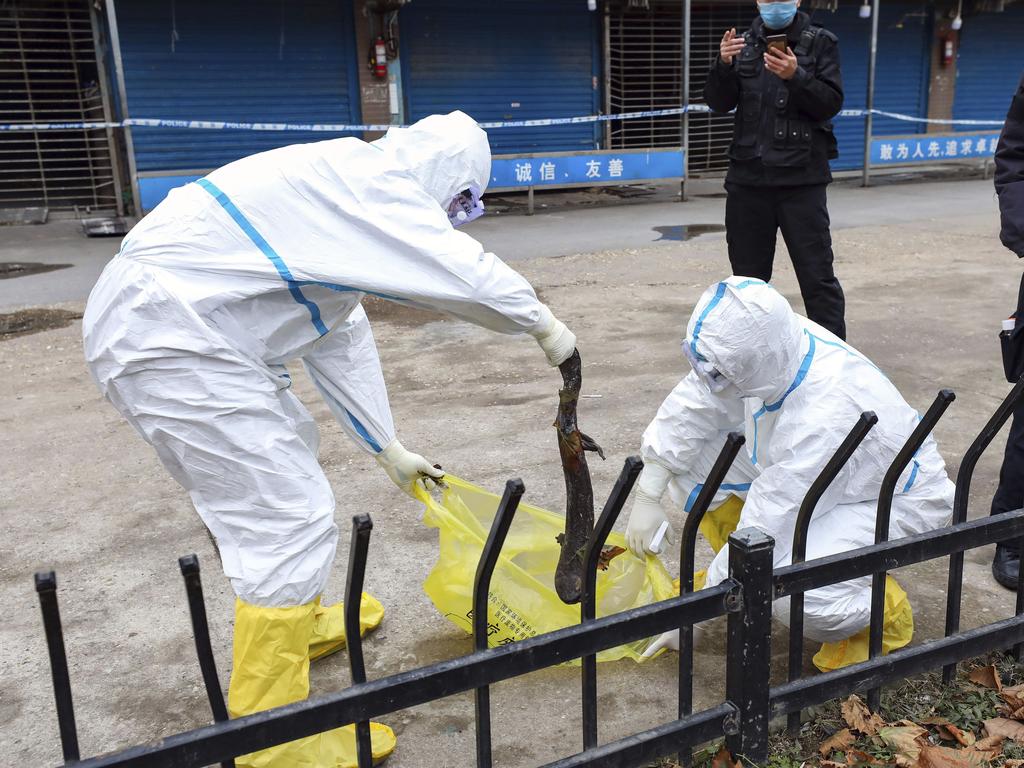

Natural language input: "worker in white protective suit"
[625,276,954,670]
[82,111,577,767]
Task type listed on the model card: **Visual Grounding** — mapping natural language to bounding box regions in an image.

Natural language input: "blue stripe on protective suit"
[752,333,817,465]
[689,279,766,356]
[196,178,331,336]
[347,410,383,453]
[684,482,753,513]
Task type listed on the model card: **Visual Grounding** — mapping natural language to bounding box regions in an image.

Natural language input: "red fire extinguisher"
[373,36,388,79]
[941,34,955,66]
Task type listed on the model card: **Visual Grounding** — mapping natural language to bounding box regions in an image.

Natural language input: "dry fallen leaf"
[842,695,886,736]
[819,727,856,756]
[1004,683,1024,696]
[972,733,1004,752]
[916,744,991,768]
[709,745,741,768]
[879,723,928,767]
[845,748,885,766]
[934,722,975,747]
[1004,761,1024,768]
[984,716,1024,742]
[967,664,1002,691]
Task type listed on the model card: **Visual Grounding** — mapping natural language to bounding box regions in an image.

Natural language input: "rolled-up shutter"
[952,5,1023,130]
[116,0,360,174]
[399,0,600,154]
[811,2,931,170]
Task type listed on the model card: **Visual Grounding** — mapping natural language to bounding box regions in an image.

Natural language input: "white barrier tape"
[0,106,1004,132]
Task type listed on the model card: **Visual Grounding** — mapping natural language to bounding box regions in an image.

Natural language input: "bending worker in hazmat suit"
[82,111,577,766]
[625,276,954,669]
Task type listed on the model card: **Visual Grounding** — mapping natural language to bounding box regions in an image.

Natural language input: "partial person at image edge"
[704,0,847,340]
[991,72,1024,590]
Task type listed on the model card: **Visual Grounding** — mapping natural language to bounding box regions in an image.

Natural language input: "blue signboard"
[869,132,999,165]
[490,149,683,188]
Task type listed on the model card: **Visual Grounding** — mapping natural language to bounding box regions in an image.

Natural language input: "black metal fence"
[32,378,1024,768]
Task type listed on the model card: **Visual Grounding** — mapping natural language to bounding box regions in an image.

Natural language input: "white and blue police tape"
[0,106,1004,132]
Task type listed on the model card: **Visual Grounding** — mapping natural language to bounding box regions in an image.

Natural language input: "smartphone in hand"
[766,34,788,55]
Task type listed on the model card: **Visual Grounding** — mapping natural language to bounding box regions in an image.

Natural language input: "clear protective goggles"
[682,340,732,394]
[446,184,485,227]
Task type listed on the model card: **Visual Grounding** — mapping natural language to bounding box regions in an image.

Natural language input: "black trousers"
[992,274,1024,522]
[725,181,847,340]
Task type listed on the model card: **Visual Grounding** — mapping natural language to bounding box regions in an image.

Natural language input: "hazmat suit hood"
[374,111,491,206]
[685,277,805,403]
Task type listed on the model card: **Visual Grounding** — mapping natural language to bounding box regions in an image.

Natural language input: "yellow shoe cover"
[309,593,385,662]
[229,599,395,767]
[812,576,914,673]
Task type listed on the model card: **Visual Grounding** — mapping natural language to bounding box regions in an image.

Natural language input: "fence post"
[581,457,643,751]
[344,514,375,768]
[725,528,774,765]
[34,571,80,764]
[178,554,235,768]
[473,479,525,768]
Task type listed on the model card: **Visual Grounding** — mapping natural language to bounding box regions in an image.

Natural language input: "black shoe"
[993,544,1021,590]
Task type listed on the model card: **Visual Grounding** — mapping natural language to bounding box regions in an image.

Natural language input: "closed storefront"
[399,0,600,154]
[114,0,361,209]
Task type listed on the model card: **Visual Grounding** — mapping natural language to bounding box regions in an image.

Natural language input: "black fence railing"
[30,378,1024,768]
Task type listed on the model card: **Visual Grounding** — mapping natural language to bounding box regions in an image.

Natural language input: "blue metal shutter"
[399,0,600,154]
[810,3,931,170]
[116,0,360,172]
[952,5,1023,130]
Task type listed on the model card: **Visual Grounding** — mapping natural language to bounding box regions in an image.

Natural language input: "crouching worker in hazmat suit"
[625,276,954,670]
[82,111,577,767]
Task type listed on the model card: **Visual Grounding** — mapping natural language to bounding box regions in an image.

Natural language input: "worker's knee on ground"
[698,494,744,553]
[812,577,913,672]
[309,592,385,661]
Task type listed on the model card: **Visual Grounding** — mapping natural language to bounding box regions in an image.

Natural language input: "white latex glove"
[625,462,675,557]
[642,629,679,657]
[530,305,577,367]
[642,623,703,658]
[375,438,445,498]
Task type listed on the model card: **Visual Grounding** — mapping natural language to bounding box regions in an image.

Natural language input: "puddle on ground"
[653,224,726,242]
[0,262,72,279]
[0,308,81,339]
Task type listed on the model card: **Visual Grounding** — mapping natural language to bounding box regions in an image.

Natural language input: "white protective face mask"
[446,184,485,227]
[682,340,734,394]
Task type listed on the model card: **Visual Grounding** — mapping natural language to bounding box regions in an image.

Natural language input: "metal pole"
[788,411,877,732]
[473,479,525,768]
[724,529,774,765]
[104,0,142,215]
[681,0,691,201]
[862,0,881,187]
[88,1,126,216]
[345,515,374,768]
[581,457,643,751]
[35,572,80,763]
[178,555,235,768]
[866,390,955,711]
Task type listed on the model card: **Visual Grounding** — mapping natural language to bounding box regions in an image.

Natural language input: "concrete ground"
[2,173,1021,767]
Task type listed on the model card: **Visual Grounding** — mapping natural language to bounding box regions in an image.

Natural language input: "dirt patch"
[363,295,446,327]
[0,308,81,339]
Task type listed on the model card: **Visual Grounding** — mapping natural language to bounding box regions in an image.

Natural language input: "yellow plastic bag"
[417,476,676,662]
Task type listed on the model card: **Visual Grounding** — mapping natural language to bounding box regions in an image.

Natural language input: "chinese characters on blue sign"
[490,150,683,188]
[870,132,999,165]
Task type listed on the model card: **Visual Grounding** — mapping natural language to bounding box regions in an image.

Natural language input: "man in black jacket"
[704,0,846,339]
[991,73,1024,589]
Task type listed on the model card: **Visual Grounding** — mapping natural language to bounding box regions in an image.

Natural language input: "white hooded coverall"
[642,277,955,641]
[83,112,550,608]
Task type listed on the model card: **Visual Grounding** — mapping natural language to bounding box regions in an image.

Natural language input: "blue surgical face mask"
[758,0,798,29]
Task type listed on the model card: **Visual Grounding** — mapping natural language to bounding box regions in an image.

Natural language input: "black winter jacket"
[996,73,1024,258]
[703,11,843,186]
